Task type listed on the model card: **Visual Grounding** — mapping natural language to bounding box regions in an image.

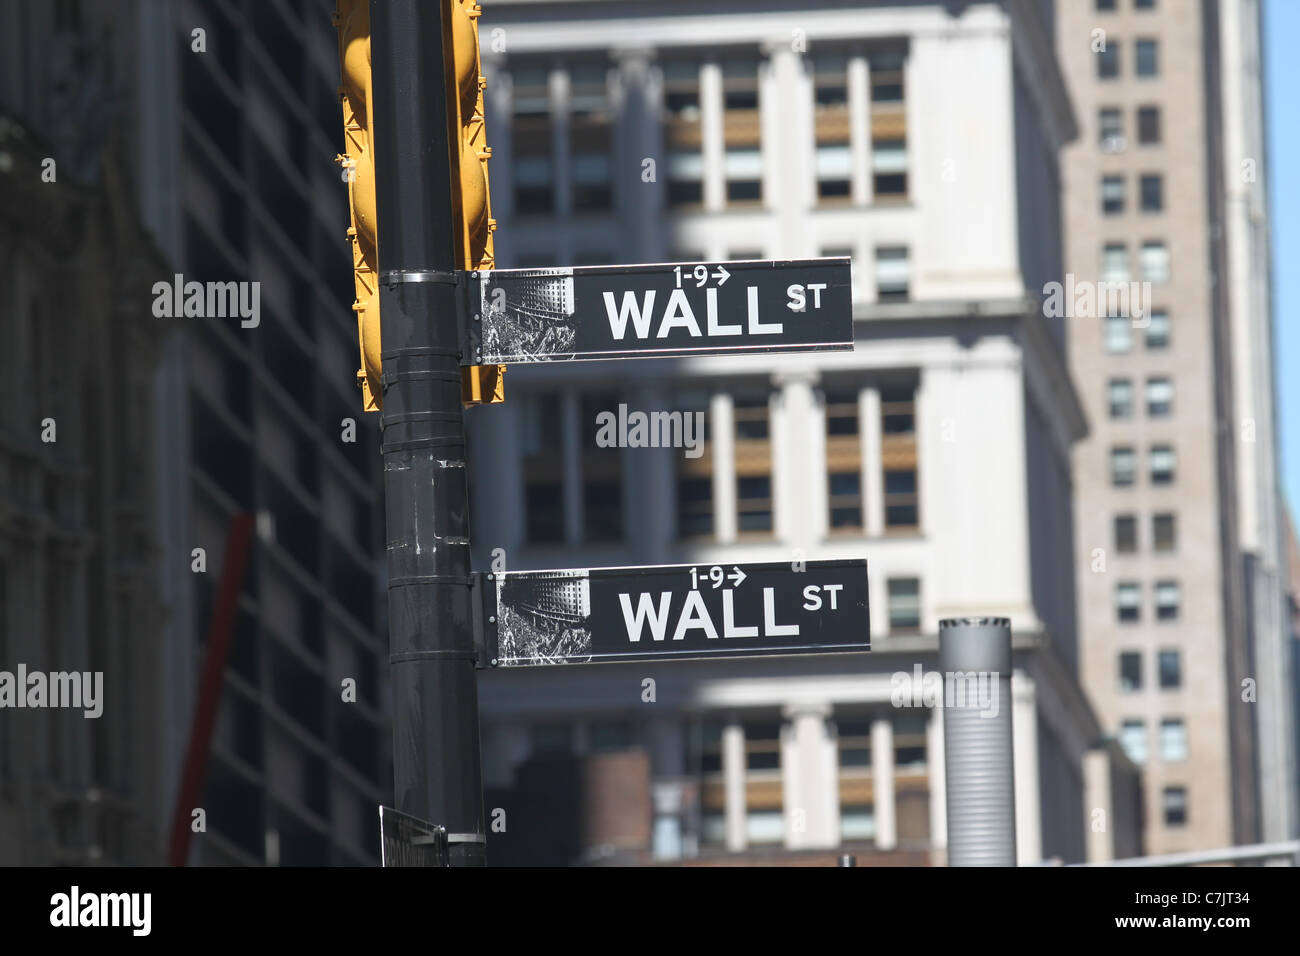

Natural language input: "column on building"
[871,714,897,851]
[629,381,675,563]
[699,59,725,212]
[760,39,813,252]
[645,717,687,860]
[848,54,873,206]
[1013,670,1042,865]
[710,391,737,543]
[772,370,822,547]
[858,385,883,537]
[549,64,572,219]
[613,47,658,264]
[722,719,746,852]
[781,702,840,849]
[560,390,582,546]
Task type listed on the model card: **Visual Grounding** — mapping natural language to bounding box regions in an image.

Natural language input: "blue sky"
[1264,0,1298,522]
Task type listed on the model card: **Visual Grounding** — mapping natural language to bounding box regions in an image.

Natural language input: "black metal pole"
[369,0,485,867]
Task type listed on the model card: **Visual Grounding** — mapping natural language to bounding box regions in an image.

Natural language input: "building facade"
[1056,0,1295,854]
[468,0,1138,864]
[1,0,393,865]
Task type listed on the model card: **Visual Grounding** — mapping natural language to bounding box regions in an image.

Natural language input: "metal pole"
[939,617,1016,866]
[369,0,485,866]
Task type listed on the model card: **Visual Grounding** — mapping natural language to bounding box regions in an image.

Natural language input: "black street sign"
[478,559,869,667]
[463,257,853,365]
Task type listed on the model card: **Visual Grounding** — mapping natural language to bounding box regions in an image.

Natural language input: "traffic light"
[334,0,382,411]
[445,0,505,406]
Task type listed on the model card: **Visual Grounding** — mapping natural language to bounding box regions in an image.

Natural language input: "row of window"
[1096,0,1159,13]
[1097,38,1160,81]
[1107,376,1173,419]
[1100,240,1169,282]
[1100,173,1163,214]
[1104,311,1170,352]
[519,383,921,546]
[1119,718,1186,766]
[1099,105,1161,150]
[1110,444,1176,486]
[1115,580,1180,622]
[1113,512,1177,553]
[509,47,910,217]
[1118,648,1181,692]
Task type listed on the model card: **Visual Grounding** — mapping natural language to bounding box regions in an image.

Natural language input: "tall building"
[467,0,1141,864]
[1056,0,1295,853]
[0,0,392,865]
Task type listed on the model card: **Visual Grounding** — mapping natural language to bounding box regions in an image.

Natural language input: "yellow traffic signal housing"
[446,0,506,406]
[334,0,383,412]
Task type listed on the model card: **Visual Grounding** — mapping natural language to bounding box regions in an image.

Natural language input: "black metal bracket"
[468,571,499,669]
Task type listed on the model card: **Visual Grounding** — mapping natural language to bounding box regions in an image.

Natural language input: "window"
[880,384,919,531]
[888,578,921,633]
[813,55,851,200]
[1153,513,1176,551]
[1120,720,1146,764]
[1116,581,1141,623]
[1111,446,1137,487]
[1155,580,1180,621]
[1159,719,1187,762]
[1146,309,1170,348]
[581,392,622,541]
[1146,377,1173,417]
[1137,105,1161,144]
[872,140,908,199]
[1140,174,1163,211]
[511,67,553,216]
[676,390,713,538]
[1140,241,1169,282]
[1101,243,1129,282]
[824,388,862,530]
[875,247,909,301]
[725,147,762,203]
[1108,378,1134,419]
[1099,107,1124,150]
[734,392,773,534]
[1150,444,1176,485]
[1163,786,1187,826]
[1106,313,1133,353]
[1114,514,1138,553]
[1119,651,1142,691]
[1136,0,1156,9]
[667,150,703,205]
[1098,41,1120,79]
[662,60,702,206]
[522,394,564,542]
[723,58,762,204]
[1158,649,1181,689]
[1097,0,1116,9]
[1101,175,1125,214]
[1136,39,1158,77]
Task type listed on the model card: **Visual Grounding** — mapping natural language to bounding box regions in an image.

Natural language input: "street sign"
[378,806,448,867]
[463,257,853,365]
[478,558,869,667]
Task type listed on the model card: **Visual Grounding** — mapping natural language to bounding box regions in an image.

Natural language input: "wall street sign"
[463,257,853,365]
[477,559,869,667]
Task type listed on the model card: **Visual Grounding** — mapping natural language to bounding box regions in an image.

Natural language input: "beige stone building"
[1057,0,1294,854]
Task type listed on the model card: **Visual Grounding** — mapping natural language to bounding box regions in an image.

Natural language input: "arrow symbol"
[712,265,730,286]
[728,566,746,588]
